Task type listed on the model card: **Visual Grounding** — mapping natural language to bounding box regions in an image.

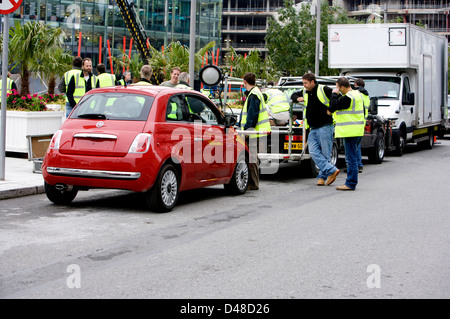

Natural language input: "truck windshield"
[362,77,401,100]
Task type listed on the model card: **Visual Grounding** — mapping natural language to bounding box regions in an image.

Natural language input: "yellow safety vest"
[361,92,370,119]
[241,87,271,138]
[119,79,125,86]
[97,73,116,88]
[334,90,365,138]
[0,78,14,99]
[73,72,97,104]
[265,88,290,113]
[302,84,330,129]
[167,102,178,120]
[63,69,81,102]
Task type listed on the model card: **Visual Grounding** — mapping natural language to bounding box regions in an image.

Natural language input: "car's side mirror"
[224,114,237,128]
[369,97,378,115]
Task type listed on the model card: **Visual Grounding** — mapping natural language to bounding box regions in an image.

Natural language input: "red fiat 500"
[42,85,249,212]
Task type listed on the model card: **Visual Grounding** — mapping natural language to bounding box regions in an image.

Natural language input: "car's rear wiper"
[77,113,107,119]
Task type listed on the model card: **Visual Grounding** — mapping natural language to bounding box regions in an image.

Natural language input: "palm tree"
[31,46,72,95]
[148,41,216,82]
[7,21,66,96]
[225,47,283,81]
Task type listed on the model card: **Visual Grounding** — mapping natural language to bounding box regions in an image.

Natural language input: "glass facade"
[5,0,222,69]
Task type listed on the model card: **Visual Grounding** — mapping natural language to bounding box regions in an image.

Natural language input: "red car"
[42,85,249,212]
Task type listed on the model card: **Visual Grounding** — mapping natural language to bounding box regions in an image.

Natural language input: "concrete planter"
[4,110,65,154]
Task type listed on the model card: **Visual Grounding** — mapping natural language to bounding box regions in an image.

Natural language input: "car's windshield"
[70,93,154,121]
[362,77,401,100]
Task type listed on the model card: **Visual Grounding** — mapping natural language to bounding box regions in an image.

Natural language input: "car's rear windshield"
[70,93,154,121]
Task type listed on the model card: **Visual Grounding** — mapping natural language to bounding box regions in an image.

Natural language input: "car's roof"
[87,85,199,97]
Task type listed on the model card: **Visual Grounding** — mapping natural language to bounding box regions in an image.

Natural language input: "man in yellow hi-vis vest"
[353,78,370,173]
[96,63,118,88]
[263,81,290,126]
[329,77,366,191]
[58,56,83,117]
[132,65,153,86]
[291,73,339,187]
[66,58,97,117]
[239,72,271,190]
[0,72,18,100]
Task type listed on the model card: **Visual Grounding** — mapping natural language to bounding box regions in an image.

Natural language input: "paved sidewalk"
[0,156,45,200]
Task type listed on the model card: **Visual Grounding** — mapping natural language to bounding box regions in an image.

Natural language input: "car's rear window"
[70,93,154,121]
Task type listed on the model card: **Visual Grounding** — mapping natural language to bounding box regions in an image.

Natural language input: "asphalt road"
[1,137,450,300]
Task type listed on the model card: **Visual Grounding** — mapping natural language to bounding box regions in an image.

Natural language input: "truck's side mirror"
[224,113,237,128]
[403,92,415,105]
[369,97,378,115]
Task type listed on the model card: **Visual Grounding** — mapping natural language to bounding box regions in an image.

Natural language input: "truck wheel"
[44,182,78,205]
[224,154,249,195]
[419,131,434,150]
[368,132,385,164]
[392,130,405,156]
[146,164,179,213]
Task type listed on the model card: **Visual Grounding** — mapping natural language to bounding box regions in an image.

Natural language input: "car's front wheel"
[44,182,78,205]
[146,164,179,213]
[224,154,249,195]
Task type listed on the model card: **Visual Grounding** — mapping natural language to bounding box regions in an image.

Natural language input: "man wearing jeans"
[328,77,365,191]
[291,73,339,186]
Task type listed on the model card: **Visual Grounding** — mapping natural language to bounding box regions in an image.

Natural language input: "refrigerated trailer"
[328,23,448,154]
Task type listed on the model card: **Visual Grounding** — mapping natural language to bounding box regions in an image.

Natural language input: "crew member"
[239,72,271,190]
[263,81,290,126]
[58,56,82,117]
[96,63,117,88]
[133,65,153,85]
[328,77,365,191]
[291,73,339,186]
[0,72,18,100]
[65,57,97,117]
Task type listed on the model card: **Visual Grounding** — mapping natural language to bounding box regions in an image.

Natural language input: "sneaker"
[317,178,325,186]
[359,166,363,173]
[326,169,340,186]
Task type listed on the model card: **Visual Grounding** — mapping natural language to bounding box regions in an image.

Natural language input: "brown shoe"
[317,178,325,186]
[326,169,340,186]
[336,185,354,191]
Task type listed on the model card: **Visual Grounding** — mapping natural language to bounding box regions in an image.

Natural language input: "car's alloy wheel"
[224,155,249,195]
[146,164,179,212]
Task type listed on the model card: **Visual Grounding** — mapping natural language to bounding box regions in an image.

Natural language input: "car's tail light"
[128,133,152,153]
[49,130,63,150]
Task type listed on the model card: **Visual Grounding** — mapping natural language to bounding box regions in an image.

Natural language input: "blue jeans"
[65,101,73,118]
[343,136,362,189]
[308,124,338,180]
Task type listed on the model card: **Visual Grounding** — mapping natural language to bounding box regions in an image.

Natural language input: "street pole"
[189,0,196,88]
[1,14,10,180]
[314,0,321,76]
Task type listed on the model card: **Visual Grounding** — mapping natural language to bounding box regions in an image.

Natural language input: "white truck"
[328,23,448,154]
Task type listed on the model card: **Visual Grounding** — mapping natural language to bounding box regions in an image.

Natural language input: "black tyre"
[392,130,405,156]
[419,130,434,150]
[146,164,179,213]
[44,182,78,205]
[368,132,385,164]
[224,154,249,195]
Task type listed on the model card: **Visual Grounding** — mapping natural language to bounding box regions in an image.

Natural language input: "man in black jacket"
[291,73,339,186]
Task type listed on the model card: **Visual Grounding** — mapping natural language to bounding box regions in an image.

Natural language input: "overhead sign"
[0,0,23,15]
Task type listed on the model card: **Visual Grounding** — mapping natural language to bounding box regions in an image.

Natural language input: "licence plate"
[284,142,302,150]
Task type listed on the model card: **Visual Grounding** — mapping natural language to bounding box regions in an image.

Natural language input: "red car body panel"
[42,85,247,194]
